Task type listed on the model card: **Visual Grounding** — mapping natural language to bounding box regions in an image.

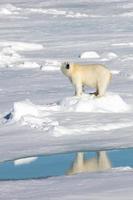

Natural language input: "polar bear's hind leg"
[97,78,110,97]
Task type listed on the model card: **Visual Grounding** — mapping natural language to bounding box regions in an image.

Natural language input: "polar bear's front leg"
[74,82,83,96]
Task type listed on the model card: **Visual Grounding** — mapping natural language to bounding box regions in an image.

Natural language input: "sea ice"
[17,61,41,69]
[60,93,130,113]
[13,100,51,121]
[80,51,100,59]
[41,59,61,71]
[66,12,88,18]
[0,41,44,51]
[0,47,21,67]
[3,93,130,136]
[11,93,130,124]
[101,52,118,61]
[0,42,44,68]
[27,8,66,16]
[14,157,38,166]
[0,4,21,15]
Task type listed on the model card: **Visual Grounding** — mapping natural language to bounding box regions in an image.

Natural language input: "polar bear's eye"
[66,63,70,69]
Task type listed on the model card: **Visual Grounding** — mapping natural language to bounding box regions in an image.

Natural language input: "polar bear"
[61,62,112,97]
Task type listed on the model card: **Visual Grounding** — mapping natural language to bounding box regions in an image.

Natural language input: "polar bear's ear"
[66,63,70,69]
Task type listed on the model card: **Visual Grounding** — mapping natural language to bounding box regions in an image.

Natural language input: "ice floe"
[0,48,41,69]
[12,93,130,121]
[12,100,55,122]
[80,51,100,59]
[112,43,133,47]
[0,41,44,51]
[60,93,130,113]
[0,4,91,19]
[41,59,61,71]
[27,8,89,18]
[101,52,118,61]
[53,121,133,137]
[8,100,59,130]
[80,51,118,61]
[0,41,44,68]
[120,12,133,17]
[111,70,120,74]
[0,47,22,67]
[0,4,21,15]
[0,44,60,69]
[14,157,38,166]
[66,12,88,18]
[3,93,130,135]
[1,169,133,200]
[27,8,66,16]
[16,61,41,69]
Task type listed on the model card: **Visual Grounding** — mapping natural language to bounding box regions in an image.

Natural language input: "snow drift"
[80,51,118,61]
[0,41,44,68]
[0,4,21,15]
[11,93,130,122]
[80,51,100,59]
[60,93,129,113]
[41,59,61,71]
[0,47,21,67]
[3,93,131,136]
[0,41,44,51]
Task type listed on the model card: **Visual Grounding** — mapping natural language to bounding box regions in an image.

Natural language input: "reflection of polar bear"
[67,151,111,175]
[61,62,112,97]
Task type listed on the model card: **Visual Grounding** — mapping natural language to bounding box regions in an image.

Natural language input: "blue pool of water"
[0,148,133,180]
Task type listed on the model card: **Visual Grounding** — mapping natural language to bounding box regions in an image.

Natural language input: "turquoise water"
[0,148,133,180]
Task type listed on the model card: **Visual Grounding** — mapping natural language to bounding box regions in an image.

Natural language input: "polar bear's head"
[61,62,73,77]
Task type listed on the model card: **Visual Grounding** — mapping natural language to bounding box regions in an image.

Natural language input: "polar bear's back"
[72,63,110,75]
[72,63,111,87]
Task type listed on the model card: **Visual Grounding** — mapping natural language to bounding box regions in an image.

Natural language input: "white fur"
[61,63,112,97]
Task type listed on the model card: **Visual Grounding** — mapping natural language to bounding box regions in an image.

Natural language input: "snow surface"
[0,0,133,160]
[0,4,21,15]
[80,51,118,61]
[41,59,61,71]
[2,93,131,138]
[1,170,133,200]
[0,0,133,198]
[0,41,43,51]
[59,93,130,113]
[0,42,43,68]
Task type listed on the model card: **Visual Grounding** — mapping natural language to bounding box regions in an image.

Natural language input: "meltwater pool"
[0,148,133,180]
